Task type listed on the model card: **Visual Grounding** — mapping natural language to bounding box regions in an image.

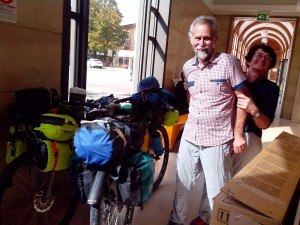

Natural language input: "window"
[133,0,171,90]
[62,0,89,100]
[63,0,171,99]
[125,32,130,47]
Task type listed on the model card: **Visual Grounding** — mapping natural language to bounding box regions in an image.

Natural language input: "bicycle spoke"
[0,154,73,225]
[91,177,134,225]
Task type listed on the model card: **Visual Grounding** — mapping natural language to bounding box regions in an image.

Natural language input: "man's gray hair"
[188,16,218,39]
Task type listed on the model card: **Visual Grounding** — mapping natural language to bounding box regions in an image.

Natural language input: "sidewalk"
[86,67,133,100]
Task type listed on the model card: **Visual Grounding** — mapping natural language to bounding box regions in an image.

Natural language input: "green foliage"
[89,0,128,53]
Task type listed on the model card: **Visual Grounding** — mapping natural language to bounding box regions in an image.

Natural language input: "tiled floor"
[261,117,300,147]
[131,152,204,225]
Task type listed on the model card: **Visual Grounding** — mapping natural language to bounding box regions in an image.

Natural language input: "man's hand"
[233,133,246,153]
[233,87,250,154]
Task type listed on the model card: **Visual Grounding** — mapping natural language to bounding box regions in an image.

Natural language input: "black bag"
[126,122,147,151]
[15,87,60,116]
[130,92,165,125]
[69,155,94,203]
[69,154,124,204]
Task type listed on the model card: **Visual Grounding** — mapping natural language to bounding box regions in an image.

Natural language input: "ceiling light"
[261,30,268,38]
[261,38,268,44]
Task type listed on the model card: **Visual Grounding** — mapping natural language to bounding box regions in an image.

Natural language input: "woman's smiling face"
[248,48,272,72]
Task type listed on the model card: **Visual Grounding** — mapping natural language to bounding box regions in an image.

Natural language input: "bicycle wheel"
[0,151,74,225]
[90,175,134,225]
[151,125,170,191]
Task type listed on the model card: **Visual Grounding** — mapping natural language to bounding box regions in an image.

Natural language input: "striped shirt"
[182,51,247,146]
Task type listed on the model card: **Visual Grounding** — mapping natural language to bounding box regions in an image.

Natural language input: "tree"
[88,0,128,56]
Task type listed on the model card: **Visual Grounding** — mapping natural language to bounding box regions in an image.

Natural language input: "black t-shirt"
[244,77,279,137]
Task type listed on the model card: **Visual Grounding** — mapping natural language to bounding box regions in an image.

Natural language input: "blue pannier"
[74,118,130,166]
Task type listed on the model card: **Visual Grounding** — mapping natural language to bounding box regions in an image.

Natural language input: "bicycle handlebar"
[84,102,100,108]
[114,97,132,104]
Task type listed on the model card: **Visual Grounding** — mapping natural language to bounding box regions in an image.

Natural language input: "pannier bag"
[36,140,72,172]
[34,113,78,141]
[15,87,60,116]
[125,121,147,151]
[69,154,94,203]
[6,105,30,163]
[74,118,130,166]
[118,151,155,206]
[146,93,165,125]
[6,139,28,163]
[132,77,180,125]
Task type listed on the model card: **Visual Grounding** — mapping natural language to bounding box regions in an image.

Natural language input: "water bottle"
[87,171,105,205]
[151,130,164,156]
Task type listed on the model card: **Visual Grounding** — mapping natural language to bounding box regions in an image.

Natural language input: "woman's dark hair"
[245,44,277,68]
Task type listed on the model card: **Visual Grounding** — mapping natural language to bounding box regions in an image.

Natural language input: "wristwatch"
[254,112,261,118]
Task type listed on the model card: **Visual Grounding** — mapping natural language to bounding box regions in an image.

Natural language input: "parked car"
[87,58,103,68]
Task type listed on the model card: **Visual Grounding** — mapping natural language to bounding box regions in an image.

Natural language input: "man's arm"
[233,86,249,153]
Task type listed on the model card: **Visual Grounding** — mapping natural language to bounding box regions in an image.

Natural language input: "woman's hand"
[236,94,258,117]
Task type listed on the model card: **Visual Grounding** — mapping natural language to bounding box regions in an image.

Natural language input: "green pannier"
[34,113,78,141]
[36,140,72,172]
[6,139,28,163]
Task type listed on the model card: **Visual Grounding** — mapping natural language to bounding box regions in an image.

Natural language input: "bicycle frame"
[0,125,74,225]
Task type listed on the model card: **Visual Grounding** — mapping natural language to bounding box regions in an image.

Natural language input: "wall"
[164,0,231,92]
[292,73,300,122]
[284,20,300,122]
[0,0,63,163]
[164,0,213,91]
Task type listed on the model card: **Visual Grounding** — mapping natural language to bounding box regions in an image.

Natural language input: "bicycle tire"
[58,193,80,225]
[0,151,74,225]
[90,175,134,225]
[152,125,170,191]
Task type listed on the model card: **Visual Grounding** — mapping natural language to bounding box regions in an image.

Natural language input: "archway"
[228,17,297,117]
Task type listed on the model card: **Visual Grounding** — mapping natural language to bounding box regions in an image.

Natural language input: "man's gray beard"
[196,51,209,60]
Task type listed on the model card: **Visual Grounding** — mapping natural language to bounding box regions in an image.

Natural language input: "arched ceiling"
[202,0,300,17]
[228,17,296,70]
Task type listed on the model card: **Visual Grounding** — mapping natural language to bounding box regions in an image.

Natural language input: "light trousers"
[231,132,262,177]
[194,132,263,224]
[170,138,232,224]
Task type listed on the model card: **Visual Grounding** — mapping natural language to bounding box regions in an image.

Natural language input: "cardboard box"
[211,132,300,225]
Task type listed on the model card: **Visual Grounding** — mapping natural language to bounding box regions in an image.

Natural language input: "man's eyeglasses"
[254,53,272,62]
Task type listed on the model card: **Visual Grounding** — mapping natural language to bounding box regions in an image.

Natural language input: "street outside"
[86,67,133,100]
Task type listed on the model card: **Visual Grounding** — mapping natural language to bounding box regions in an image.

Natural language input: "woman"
[232,44,279,176]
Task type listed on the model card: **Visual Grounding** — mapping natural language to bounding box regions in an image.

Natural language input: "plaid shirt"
[182,51,247,146]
